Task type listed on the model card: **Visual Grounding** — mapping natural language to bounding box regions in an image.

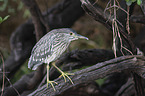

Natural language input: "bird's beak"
[76,34,89,40]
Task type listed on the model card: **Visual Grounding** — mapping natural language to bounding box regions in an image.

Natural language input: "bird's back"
[28,28,71,70]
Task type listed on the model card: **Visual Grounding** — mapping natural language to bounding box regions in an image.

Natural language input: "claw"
[58,72,74,84]
[52,63,74,85]
[47,80,58,91]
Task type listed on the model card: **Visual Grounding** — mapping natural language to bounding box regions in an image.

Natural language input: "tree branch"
[0,0,84,86]
[0,0,85,95]
[29,55,145,96]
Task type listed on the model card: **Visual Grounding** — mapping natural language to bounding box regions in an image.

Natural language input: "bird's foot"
[59,72,74,84]
[52,63,74,84]
[47,80,58,91]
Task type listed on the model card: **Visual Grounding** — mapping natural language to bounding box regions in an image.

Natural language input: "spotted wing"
[28,33,53,70]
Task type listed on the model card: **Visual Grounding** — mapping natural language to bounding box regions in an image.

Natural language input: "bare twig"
[105,0,133,57]
[5,76,20,96]
[126,6,130,34]
[0,51,5,96]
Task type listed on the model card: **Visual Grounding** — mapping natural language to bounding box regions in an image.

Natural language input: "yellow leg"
[52,62,74,84]
[47,65,58,91]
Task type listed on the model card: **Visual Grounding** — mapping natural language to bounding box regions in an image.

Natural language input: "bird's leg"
[52,62,74,84]
[47,64,58,91]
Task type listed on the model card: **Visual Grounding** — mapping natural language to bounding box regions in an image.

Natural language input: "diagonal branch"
[29,55,145,96]
[0,0,84,87]
[81,0,112,30]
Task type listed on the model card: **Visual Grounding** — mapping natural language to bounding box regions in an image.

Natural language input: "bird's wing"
[28,55,42,70]
[28,33,53,70]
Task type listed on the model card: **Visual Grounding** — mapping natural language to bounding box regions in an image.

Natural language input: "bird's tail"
[28,55,42,70]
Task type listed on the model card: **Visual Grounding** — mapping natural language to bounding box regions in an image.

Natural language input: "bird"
[28,28,88,91]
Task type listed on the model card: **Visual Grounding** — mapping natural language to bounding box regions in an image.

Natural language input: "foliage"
[0,0,8,11]
[125,0,142,5]
[0,15,10,24]
[0,0,30,18]
[96,78,106,86]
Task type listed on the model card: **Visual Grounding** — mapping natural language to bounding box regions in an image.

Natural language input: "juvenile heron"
[28,28,88,91]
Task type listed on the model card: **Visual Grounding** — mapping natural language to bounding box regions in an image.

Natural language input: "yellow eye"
[70,32,73,35]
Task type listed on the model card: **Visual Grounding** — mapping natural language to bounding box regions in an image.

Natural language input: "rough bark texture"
[29,55,145,96]
[1,0,145,96]
[81,0,145,96]
[0,0,85,95]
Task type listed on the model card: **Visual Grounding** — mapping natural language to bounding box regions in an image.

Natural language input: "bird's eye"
[70,32,73,35]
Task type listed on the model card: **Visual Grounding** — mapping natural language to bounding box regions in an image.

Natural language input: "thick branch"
[21,0,46,90]
[0,0,85,95]
[0,0,84,86]
[80,1,144,95]
[29,55,145,96]
[81,0,112,30]
[21,0,46,40]
[2,49,114,95]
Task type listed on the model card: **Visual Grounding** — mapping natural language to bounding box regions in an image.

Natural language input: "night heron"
[28,28,88,91]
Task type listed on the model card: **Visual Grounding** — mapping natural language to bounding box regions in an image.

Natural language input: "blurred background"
[0,0,144,93]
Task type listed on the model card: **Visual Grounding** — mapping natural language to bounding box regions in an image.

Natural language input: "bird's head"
[57,28,89,42]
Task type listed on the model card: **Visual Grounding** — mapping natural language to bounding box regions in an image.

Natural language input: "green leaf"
[0,17,3,23]
[0,17,2,22]
[23,9,31,18]
[126,1,133,6]
[0,15,10,24]
[17,1,23,10]
[2,15,10,21]
[137,0,142,5]
[131,0,136,2]
[0,0,8,11]
[125,0,142,5]
[125,0,130,2]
